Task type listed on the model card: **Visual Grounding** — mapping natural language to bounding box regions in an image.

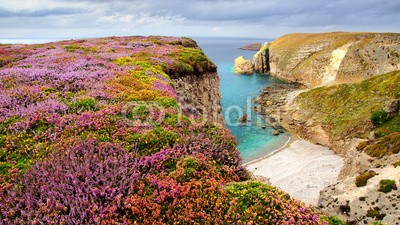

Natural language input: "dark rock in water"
[271,130,280,136]
[239,114,248,123]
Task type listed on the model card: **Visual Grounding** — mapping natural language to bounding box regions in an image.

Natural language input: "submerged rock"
[239,114,248,123]
[270,130,280,136]
[234,56,254,74]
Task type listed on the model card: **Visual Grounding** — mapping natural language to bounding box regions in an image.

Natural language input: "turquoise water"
[195,37,290,163]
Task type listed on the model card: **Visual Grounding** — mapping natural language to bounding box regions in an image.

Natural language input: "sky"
[1,0,400,39]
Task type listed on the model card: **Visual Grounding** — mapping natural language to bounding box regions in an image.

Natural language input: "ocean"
[194,37,290,163]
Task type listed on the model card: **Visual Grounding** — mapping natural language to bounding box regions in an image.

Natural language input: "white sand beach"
[246,137,344,206]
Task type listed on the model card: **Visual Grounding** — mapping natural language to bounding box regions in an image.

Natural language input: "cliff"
[0,36,327,224]
[173,72,224,124]
[269,32,400,87]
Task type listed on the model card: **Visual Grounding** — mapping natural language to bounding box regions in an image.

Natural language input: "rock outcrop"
[269,32,400,87]
[234,56,253,74]
[173,72,224,125]
[252,42,271,74]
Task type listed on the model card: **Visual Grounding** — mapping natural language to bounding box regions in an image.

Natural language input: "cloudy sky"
[1,0,400,39]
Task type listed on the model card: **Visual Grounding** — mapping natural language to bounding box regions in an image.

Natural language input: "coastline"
[245,136,344,206]
[242,134,295,166]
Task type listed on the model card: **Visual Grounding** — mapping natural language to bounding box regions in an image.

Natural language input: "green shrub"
[156,97,179,108]
[378,179,397,193]
[63,44,97,53]
[367,208,380,218]
[69,98,97,113]
[135,104,150,120]
[132,127,180,155]
[179,157,201,182]
[371,110,388,126]
[355,171,377,187]
[320,215,346,225]
[0,162,12,175]
[162,114,191,127]
[370,221,387,225]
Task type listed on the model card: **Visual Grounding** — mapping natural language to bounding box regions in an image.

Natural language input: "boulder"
[239,114,248,123]
[234,56,253,74]
[270,130,280,136]
[384,99,399,116]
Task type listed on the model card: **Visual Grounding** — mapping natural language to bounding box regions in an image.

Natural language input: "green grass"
[296,70,400,140]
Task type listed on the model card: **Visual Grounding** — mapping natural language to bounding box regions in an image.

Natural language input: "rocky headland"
[254,32,400,224]
[240,43,262,51]
[269,32,400,87]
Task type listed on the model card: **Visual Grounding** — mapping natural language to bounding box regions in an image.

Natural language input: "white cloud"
[0,0,399,38]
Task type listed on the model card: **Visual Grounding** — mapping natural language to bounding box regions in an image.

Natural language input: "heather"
[0,37,324,224]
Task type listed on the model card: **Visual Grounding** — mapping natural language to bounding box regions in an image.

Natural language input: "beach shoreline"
[245,137,344,206]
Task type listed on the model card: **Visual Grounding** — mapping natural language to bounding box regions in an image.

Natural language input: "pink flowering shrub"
[0,37,326,224]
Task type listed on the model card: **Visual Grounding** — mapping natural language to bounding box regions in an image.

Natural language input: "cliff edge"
[269,32,400,87]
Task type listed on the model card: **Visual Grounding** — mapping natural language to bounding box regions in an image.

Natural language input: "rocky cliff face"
[269,32,400,87]
[173,72,224,125]
[252,42,271,74]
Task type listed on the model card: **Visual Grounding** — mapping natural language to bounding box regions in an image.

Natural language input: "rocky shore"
[253,83,304,133]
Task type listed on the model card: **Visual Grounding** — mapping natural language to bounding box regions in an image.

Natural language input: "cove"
[195,37,290,163]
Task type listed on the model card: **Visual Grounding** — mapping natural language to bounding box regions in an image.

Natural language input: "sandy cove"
[245,136,344,206]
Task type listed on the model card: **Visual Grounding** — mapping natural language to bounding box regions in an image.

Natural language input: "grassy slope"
[271,32,358,71]
[271,32,400,85]
[296,70,400,157]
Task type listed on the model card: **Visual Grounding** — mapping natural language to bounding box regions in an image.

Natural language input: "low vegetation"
[0,37,325,224]
[355,171,377,187]
[378,179,397,193]
[297,70,400,140]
